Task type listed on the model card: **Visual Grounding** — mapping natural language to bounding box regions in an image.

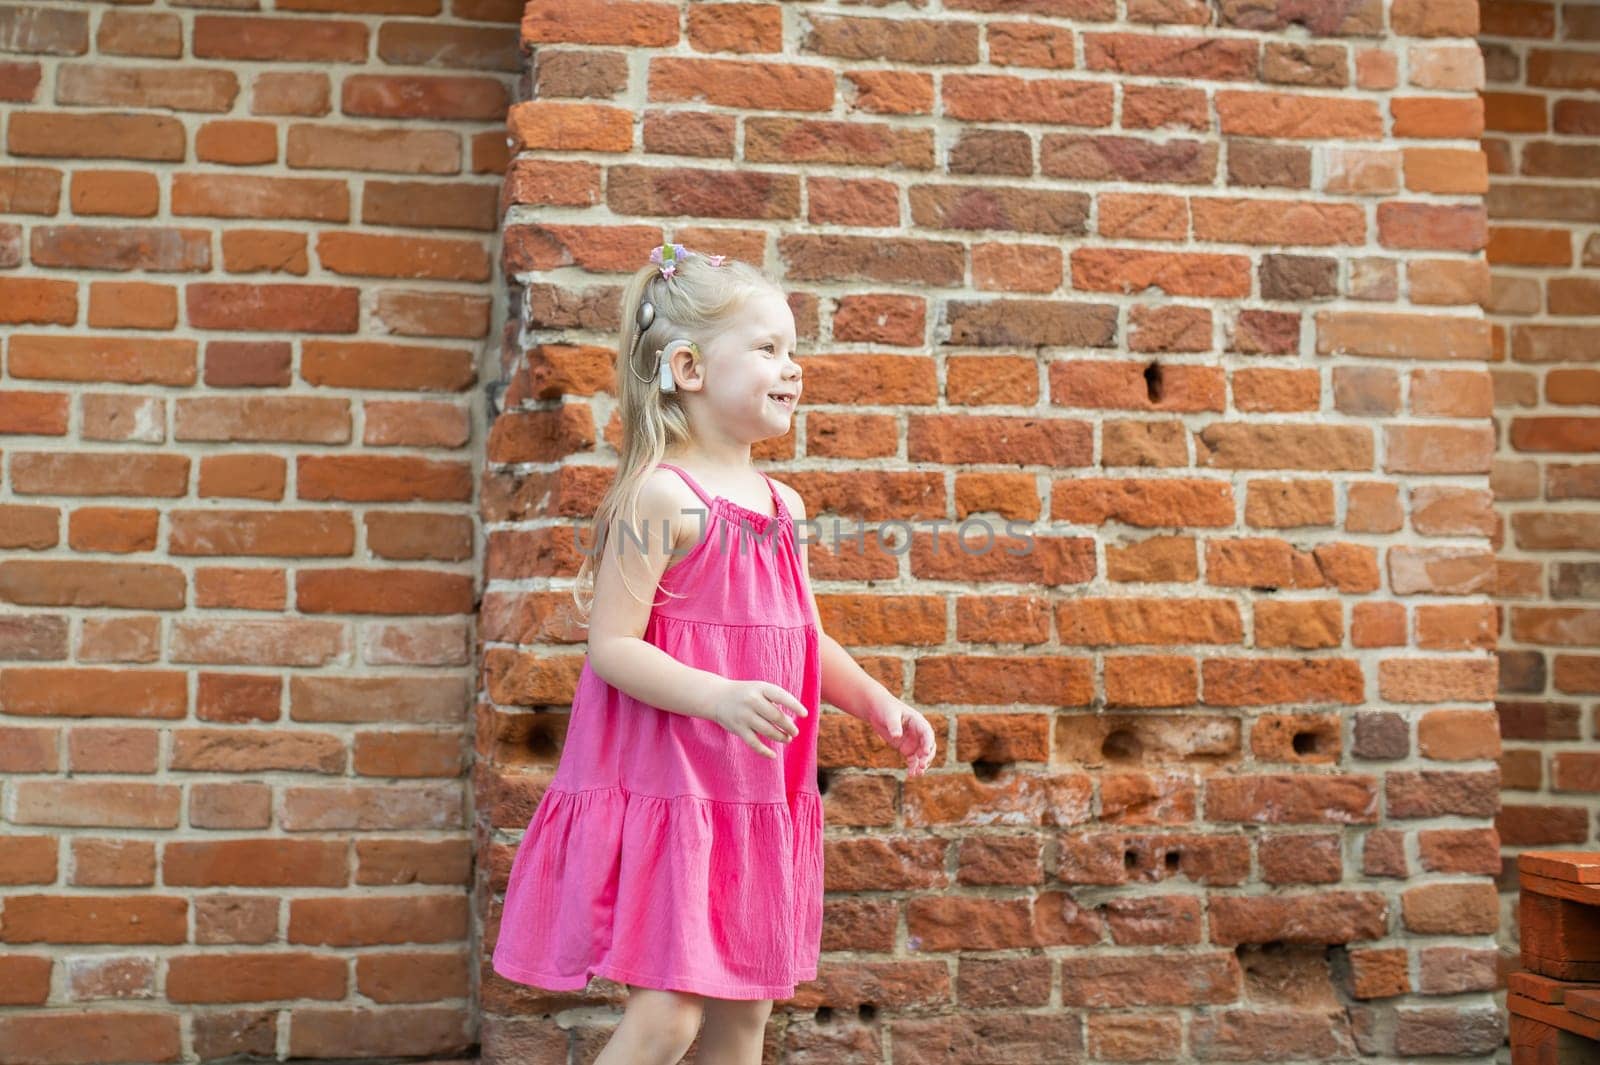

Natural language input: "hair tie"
[648,243,725,279]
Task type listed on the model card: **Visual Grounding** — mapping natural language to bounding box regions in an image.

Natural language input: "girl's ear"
[663,339,704,392]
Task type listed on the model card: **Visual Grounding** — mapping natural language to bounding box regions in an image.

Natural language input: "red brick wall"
[1481,0,1600,1006]
[0,3,511,1059]
[480,0,1506,1061]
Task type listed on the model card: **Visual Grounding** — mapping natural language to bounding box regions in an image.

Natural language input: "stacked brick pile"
[1509,851,1600,1063]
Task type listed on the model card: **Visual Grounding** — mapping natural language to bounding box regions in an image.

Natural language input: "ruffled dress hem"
[490,956,819,1001]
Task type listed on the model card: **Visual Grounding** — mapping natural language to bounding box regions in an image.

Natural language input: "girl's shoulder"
[638,463,715,553]
[643,462,708,511]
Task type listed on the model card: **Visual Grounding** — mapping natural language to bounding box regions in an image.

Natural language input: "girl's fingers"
[765,685,807,718]
[759,705,797,739]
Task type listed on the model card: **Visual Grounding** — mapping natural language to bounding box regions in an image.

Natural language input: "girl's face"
[690,289,803,440]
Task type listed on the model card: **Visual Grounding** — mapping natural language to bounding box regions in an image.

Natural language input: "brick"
[1315,309,1492,360]
[943,73,1113,125]
[315,231,490,282]
[187,283,359,333]
[342,73,508,119]
[1392,0,1479,37]
[7,335,197,386]
[193,16,368,62]
[649,56,835,111]
[0,58,38,101]
[377,21,521,71]
[1072,247,1251,295]
[1395,1007,1503,1057]
[1402,881,1497,934]
[1231,140,1313,188]
[805,13,978,64]
[96,11,181,58]
[196,121,278,166]
[1210,891,1387,945]
[0,165,60,213]
[521,0,677,46]
[372,290,491,338]
[363,402,471,449]
[7,112,184,161]
[0,277,75,325]
[69,169,158,217]
[168,953,346,1003]
[1392,95,1484,138]
[1207,773,1379,825]
[222,230,309,275]
[1216,90,1383,138]
[287,124,461,174]
[88,281,178,331]
[1378,202,1487,250]
[298,456,472,503]
[300,340,477,392]
[987,22,1075,70]
[31,225,210,272]
[1190,1009,1357,1059]
[1264,41,1349,87]
[680,5,774,54]
[1193,197,1366,245]
[362,180,498,231]
[0,5,88,55]
[1387,769,1500,817]
[252,71,332,116]
[173,174,349,222]
[55,64,238,112]
[1057,952,1239,1006]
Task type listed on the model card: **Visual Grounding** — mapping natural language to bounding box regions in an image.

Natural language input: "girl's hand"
[707,678,808,759]
[866,695,936,777]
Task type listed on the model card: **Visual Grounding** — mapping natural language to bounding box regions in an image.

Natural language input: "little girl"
[491,243,937,1064]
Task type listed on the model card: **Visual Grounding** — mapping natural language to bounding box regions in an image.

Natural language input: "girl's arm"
[818,630,894,723]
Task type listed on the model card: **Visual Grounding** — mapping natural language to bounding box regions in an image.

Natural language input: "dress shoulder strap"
[760,471,788,522]
[655,462,716,510]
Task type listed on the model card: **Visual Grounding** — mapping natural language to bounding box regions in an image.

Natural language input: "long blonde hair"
[572,249,783,617]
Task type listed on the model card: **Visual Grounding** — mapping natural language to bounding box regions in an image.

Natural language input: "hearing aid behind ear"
[656,339,697,393]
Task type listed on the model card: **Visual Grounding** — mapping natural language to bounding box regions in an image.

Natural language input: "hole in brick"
[858,1003,876,1023]
[525,713,562,762]
[1165,850,1181,872]
[1144,361,1163,403]
[972,759,1004,781]
[1124,848,1139,870]
[815,1006,833,1024]
[816,768,830,795]
[1292,730,1325,756]
[1101,728,1142,763]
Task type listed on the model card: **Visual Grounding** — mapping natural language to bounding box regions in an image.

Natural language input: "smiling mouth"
[767,393,796,410]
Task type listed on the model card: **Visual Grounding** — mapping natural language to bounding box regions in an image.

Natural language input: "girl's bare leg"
[594,986,705,1065]
[693,996,774,1065]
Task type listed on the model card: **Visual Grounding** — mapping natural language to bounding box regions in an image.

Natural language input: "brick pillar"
[479,1,1505,1061]
[1480,0,1600,1019]
[0,5,512,1061]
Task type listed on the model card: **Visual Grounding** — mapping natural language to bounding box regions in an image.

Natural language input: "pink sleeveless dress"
[491,461,824,1001]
